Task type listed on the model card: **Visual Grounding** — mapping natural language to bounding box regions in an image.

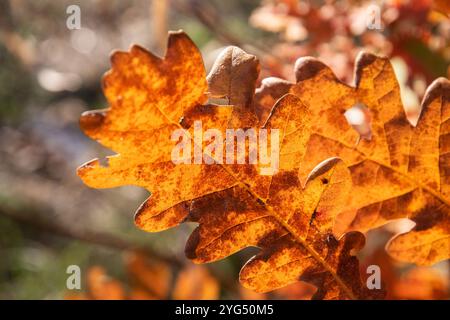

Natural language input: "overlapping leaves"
[78,30,448,298]
[287,54,449,266]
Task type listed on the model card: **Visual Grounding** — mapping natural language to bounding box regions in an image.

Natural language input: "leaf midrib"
[155,107,359,300]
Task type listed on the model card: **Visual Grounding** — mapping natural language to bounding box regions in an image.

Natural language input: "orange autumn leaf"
[239,281,316,300]
[272,281,317,300]
[77,31,385,299]
[433,0,450,16]
[188,157,382,299]
[86,266,126,300]
[392,267,449,300]
[286,53,449,266]
[65,253,217,300]
[254,77,294,124]
[64,265,138,300]
[172,265,220,300]
[239,286,268,300]
[78,31,237,232]
[125,251,172,299]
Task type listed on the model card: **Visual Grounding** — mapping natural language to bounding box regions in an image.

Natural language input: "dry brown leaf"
[287,52,449,266]
[207,46,260,127]
[78,31,384,299]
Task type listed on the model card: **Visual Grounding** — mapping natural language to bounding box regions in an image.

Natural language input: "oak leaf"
[78,31,383,299]
[187,155,379,299]
[287,52,449,266]
[78,31,238,231]
[254,77,294,124]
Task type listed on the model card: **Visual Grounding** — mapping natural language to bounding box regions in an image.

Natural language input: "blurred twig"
[170,0,289,64]
[171,0,245,47]
[0,202,239,293]
[151,0,169,53]
[0,0,36,67]
[0,203,184,268]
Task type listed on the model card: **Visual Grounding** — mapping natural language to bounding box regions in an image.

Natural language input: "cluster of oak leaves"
[75,31,449,300]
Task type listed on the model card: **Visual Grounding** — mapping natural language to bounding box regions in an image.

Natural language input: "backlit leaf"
[288,52,449,266]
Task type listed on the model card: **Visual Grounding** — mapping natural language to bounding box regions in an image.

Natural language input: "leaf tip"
[185,227,201,261]
[354,51,383,68]
[354,51,389,86]
[421,77,450,109]
[305,157,343,184]
[79,109,107,135]
[166,29,198,56]
[294,56,333,82]
[76,158,101,182]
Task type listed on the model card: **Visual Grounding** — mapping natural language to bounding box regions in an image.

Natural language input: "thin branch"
[0,203,183,268]
[170,0,288,64]
[0,203,239,293]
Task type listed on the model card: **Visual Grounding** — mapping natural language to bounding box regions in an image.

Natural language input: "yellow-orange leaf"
[78,31,385,299]
[288,53,449,266]
[187,156,381,299]
[78,31,238,231]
